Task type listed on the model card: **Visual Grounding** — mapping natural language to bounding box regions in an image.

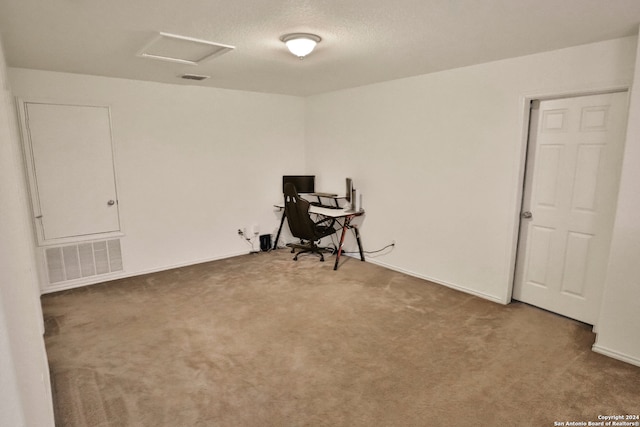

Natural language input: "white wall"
[8,69,306,288]
[0,38,55,427]
[593,32,640,367]
[305,36,637,304]
[3,40,638,418]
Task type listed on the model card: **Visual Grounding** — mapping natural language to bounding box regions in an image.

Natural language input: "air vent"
[137,32,235,65]
[180,74,210,81]
[45,239,123,284]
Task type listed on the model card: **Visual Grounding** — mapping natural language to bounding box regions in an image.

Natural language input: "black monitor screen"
[283,175,315,194]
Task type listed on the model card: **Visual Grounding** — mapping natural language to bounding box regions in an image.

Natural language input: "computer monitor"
[345,177,353,203]
[282,175,315,194]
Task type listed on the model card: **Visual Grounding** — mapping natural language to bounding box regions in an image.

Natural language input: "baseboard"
[592,344,640,368]
[40,250,250,294]
[365,258,507,305]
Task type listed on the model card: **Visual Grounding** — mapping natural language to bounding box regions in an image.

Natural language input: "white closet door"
[513,92,628,324]
[24,102,121,243]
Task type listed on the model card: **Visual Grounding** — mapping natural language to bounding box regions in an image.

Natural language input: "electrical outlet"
[237,229,243,235]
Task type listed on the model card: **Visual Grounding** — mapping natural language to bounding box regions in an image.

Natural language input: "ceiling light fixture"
[280,33,321,59]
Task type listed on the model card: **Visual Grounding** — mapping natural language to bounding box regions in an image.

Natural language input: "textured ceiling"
[1,0,640,96]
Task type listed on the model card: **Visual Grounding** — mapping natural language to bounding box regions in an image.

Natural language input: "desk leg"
[333,220,349,271]
[273,210,286,250]
[353,225,365,262]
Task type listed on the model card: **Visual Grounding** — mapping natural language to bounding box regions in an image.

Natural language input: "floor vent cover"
[45,239,123,284]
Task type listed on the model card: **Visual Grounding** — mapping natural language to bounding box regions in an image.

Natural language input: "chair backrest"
[283,182,318,240]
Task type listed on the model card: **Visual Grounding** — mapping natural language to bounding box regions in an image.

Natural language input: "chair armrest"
[315,217,336,228]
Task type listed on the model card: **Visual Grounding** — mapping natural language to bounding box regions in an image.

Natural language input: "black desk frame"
[273,204,365,270]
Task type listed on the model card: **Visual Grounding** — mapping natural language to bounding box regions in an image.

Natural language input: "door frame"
[505,85,630,310]
[15,97,125,246]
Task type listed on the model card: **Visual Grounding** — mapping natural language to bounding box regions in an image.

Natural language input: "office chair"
[283,182,337,262]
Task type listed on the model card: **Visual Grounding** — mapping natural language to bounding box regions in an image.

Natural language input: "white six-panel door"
[513,92,628,324]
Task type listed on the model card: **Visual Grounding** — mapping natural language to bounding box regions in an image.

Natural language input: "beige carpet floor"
[42,251,640,426]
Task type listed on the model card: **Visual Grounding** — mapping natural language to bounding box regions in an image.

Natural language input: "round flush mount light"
[280,33,321,59]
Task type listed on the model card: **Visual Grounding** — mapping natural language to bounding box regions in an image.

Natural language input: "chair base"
[286,241,335,262]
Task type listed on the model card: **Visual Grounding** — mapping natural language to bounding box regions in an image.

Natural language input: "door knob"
[107,200,115,206]
[521,211,532,219]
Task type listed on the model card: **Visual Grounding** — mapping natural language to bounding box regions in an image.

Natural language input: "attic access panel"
[137,32,235,65]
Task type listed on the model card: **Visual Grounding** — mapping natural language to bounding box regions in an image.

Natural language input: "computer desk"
[273,201,365,271]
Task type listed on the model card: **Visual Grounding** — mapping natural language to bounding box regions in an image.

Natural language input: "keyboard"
[312,192,339,198]
[310,202,342,209]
